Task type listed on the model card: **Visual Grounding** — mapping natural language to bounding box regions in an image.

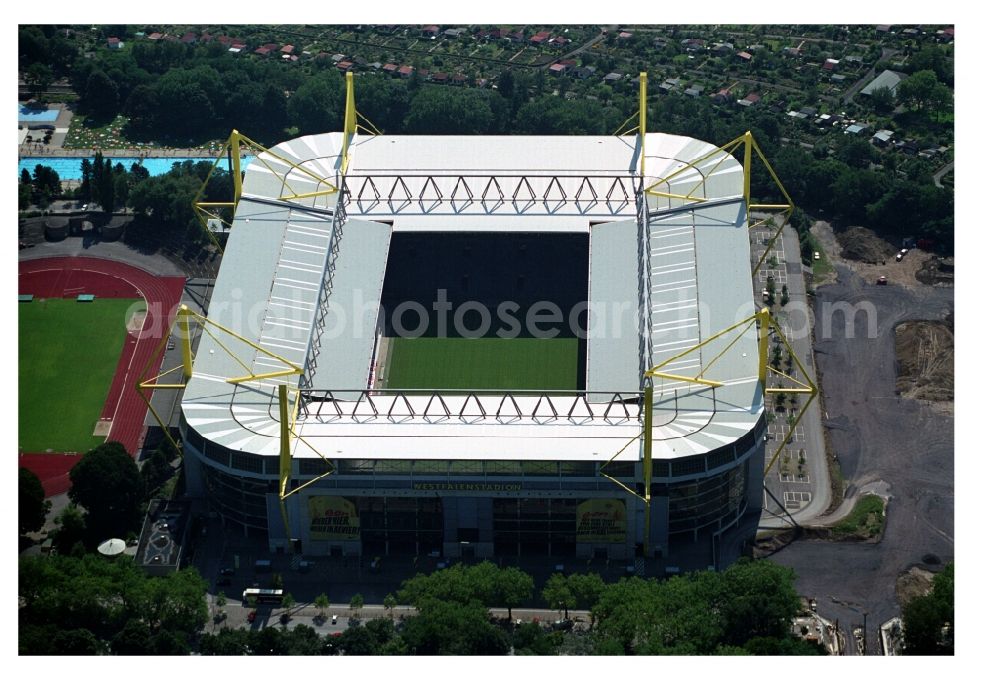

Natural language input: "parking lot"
[750,217,829,525]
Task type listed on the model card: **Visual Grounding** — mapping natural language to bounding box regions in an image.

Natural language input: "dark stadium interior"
[380,231,590,340]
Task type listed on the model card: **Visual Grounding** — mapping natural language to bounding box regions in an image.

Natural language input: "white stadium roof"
[181,132,763,464]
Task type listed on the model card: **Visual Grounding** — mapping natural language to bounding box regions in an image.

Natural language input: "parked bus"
[243,588,283,605]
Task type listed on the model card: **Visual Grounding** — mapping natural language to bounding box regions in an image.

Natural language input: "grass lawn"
[386,337,580,391]
[807,232,835,282]
[19,298,142,453]
[831,494,886,538]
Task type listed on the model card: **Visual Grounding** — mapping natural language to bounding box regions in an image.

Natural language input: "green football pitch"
[385,337,581,391]
[19,298,143,453]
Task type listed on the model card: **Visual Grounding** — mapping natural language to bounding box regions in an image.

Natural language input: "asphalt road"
[766,264,953,654]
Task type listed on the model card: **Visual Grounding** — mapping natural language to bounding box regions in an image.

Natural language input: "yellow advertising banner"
[308,496,361,541]
[576,499,627,543]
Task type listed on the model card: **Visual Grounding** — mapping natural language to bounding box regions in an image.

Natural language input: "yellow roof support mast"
[607,77,811,556]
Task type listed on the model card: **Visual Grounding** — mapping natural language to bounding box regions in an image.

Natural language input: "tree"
[897,70,951,114]
[68,441,145,542]
[383,592,397,617]
[542,573,575,619]
[400,598,510,655]
[765,276,776,306]
[20,553,208,654]
[50,503,87,555]
[567,573,606,621]
[79,159,93,203]
[868,86,895,113]
[903,563,954,655]
[286,69,345,136]
[140,446,173,497]
[111,618,153,655]
[84,69,120,121]
[314,592,330,619]
[513,620,562,655]
[214,592,228,624]
[837,136,875,169]
[19,468,49,536]
[404,87,496,134]
[494,567,534,621]
[590,559,807,655]
[25,63,54,100]
[780,284,789,307]
[281,592,296,621]
[350,593,365,617]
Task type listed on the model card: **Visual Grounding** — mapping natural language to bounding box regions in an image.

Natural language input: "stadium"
[170,74,803,570]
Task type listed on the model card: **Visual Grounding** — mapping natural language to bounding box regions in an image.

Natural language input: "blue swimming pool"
[18,104,59,122]
[17,156,251,180]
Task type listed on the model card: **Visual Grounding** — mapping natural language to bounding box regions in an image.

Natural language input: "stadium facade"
[177,78,775,569]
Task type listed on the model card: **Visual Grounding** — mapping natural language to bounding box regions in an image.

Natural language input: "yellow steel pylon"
[598,309,818,554]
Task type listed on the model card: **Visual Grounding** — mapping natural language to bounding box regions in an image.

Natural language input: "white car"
[813,251,820,260]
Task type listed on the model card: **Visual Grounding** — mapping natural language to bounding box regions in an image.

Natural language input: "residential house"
[712,42,735,54]
[653,37,668,49]
[450,73,468,85]
[383,63,398,75]
[107,37,123,49]
[737,92,761,107]
[148,32,163,41]
[180,32,197,44]
[553,36,568,46]
[872,129,895,146]
[618,31,633,40]
[831,74,847,83]
[336,60,354,72]
[422,25,440,38]
[603,72,623,84]
[659,77,681,93]
[737,51,752,62]
[573,65,596,79]
[254,44,276,56]
[397,65,414,78]
[684,85,703,97]
[875,25,892,33]
[711,87,733,104]
[822,58,840,71]
[549,63,568,76]
[530,31,551,45]
[443,28,465,39]
[280,44,295,55]
[432,72,449,83]
[844,123,869,134]
[799,107,817,117]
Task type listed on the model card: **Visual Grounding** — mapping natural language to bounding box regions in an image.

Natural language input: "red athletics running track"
[19,257,186,497]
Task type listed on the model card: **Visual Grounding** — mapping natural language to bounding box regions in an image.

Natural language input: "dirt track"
[766,263,953,653]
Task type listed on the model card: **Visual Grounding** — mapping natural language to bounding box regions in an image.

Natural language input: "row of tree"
[261,559,822,656]
[19,553,208,655]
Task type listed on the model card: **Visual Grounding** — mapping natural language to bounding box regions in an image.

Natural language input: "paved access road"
[767,264,953,654]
